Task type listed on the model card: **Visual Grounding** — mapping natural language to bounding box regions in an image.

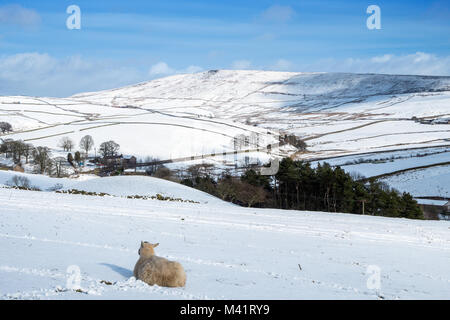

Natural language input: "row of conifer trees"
[182,158,424,219]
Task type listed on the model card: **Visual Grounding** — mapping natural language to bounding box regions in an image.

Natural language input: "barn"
[415,199,450,220]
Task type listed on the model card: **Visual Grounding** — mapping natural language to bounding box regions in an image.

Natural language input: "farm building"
[415,199,450,220]
[444,201,450,213]
[13,164,25,173]
[101,154,137,168]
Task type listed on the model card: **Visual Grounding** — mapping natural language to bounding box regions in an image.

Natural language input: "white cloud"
[270,59,294,71]
[148,62,203,77]
[258,53,450,76]
[184,65,203,74]
[306,52,450,76]
[149,62,174,76]
[412,52,432,63]
[0,54,204,97]
[0,4,41,28]
[0,53,145,97]
[260,5,295,23]
[232,53,450,76]
[371,54,392,63]
[231,60,252,70]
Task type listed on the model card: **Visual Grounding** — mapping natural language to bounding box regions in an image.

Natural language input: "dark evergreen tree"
[74,151,81,164]
[67,153,74,166]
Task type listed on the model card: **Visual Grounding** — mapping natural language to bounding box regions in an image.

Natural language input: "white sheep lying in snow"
[133,241,186,287]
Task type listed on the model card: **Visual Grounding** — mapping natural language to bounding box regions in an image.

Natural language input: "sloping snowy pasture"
[379,165,450,198]
[0,171,225,204]
[1,186,449,300]
[311,147,450,198]
[312,146,450,178]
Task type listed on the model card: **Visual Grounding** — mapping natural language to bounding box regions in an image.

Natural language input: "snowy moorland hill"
[71,71,450,114]
[1,70,449,162]
[1,184,449,300]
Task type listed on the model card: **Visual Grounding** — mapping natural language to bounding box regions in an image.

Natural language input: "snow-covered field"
[379,165,450,198]
[0,171,224,204]
[1,182,450,300]
[312,147,450,177]
[311,146,450,198]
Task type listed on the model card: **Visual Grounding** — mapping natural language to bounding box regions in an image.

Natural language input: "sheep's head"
[138,241,159,258]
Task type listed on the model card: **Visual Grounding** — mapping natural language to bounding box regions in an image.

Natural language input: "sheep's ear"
[153,243,159,248]
[141,241,144,247]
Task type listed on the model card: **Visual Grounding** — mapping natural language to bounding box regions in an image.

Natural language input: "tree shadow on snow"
[100,263,133,278]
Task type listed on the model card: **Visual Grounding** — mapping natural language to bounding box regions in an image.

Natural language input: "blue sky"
[0,0,449,96]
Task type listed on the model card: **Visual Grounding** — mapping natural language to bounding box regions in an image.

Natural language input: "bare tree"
[53,157,67,178]
[153,166,173,180]
[9,140,27,163]
[142,156,163,175]
[32,146,52,174]
[79,135,94,157]
[23,143,34,164]
[186,164,201,180]
[99,140,120,157]
[216,177,267,207]
[233,134,247,151]
[0,139,12,158]
[7,175,31,189]
[0,122,12,133]
[58,137,74,152]
[283,134,307,151]
[236,181,267,207]
[0,140,7,155]
[185,163,215,181]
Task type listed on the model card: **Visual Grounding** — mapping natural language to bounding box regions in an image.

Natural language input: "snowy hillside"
[312,147,450,178]
[1,69,448,206]
[0,171,225,204]
[71,71,450,114]
[1,70,449,162]
[311,146,450,199]
[379,165,450,199]
[1,186,449,299]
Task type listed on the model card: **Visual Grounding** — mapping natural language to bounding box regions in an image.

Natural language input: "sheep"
[133,241,186,287]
